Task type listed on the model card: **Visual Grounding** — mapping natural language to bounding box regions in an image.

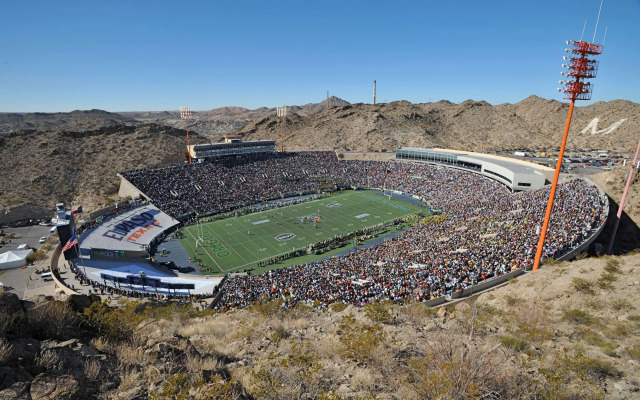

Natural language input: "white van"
[41,272,53,281]
[39,237,47,244]
[17,244,30,250]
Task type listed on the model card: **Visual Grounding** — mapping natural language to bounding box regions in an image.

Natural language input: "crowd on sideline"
[67,261,218,303]
[118,152,605,309]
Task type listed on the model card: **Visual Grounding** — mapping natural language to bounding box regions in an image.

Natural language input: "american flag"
[62,235,78,252]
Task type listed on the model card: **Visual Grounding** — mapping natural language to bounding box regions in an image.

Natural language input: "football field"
[177,191,424,275]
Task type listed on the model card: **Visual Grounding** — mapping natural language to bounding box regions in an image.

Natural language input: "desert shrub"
[571,277,595,295]
[610,298,634,311]
[405,333,522,400]
[337,313,386,363]
[596,272,616,290]
[83,358,101,381]
[364,300,394,324]
[0,305,26,337]
[401,302,436,325]
[82,300,198,342]
[540,346,620,399]
[251,343,323,399]
[36,349,64,372]
[581,331,618,355]
[625,344,640,360]
[575,252,589,260]
[252,299,284,317]
[151,374,245,400]
[458,302,502,336]
[604,258,622,274]
[28,301,79,340]
[584,298,604,311]
[563,309,597,326]
[330,302,347,312]
[26,250,48,264]
[317,391,380,400]
[82,301,145,342]
[504,294,522,306]
[270,325,291,344]
[499,334,531,353]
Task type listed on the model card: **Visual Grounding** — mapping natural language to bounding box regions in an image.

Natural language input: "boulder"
[66,294,101,313]
[0,366,33,391]
[30,373,83,400]
[0,291,23,314]
[0,381,30,400]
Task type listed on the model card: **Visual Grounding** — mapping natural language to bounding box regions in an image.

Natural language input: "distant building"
[188,139,276,161]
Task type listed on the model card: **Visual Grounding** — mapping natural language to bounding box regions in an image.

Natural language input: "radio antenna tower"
[276,106,287,152]
[180,107,192,164]
[373,80,377,105]
[532,12,604,271]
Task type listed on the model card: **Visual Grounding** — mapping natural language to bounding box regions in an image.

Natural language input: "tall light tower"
[532,38,603,271]
[276,106,287,152]
[180,107,192,164]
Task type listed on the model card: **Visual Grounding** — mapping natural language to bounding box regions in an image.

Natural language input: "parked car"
[39,237,47,244]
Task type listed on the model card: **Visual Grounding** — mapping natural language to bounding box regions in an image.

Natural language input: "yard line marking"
[184,226,223,273]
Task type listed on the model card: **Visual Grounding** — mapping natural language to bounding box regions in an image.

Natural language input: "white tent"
[0,249,33,270]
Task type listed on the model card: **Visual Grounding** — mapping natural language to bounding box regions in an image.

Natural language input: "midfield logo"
[276,233,296,241]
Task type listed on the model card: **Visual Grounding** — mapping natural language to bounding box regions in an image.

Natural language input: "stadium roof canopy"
[80,204,178,253]
[395,147,553,191]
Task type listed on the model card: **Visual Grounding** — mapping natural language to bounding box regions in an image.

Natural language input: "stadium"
[49,140,609,309]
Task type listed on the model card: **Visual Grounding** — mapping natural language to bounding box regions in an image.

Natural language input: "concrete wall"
[117,173,151,201]
[49,243,80,295]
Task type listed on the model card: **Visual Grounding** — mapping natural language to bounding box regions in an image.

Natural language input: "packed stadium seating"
[120,151,606,309]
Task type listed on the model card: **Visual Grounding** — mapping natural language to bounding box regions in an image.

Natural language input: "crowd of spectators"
[120,151,606,309]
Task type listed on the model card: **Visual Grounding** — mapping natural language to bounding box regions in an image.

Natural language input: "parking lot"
[1,224,60,299]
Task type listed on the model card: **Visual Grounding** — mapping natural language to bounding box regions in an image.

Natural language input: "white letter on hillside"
[580,118,627,135]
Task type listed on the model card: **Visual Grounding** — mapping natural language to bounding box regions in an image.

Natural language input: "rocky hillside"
[1,252,639,399]
[0,110,137,133]
[0,124,207,222]
[237,96,639,152]
[119,97,350,139]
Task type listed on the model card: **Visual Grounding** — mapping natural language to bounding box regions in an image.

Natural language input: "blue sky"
[1,0,638,112]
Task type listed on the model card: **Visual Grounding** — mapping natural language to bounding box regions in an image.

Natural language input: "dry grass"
[36,349,63,371]
[119,368,143,391]
[350,367,376,392]
[0,337,13,364]
[186,353,221,375]
[83,358,101,381]
[116,341,147,367]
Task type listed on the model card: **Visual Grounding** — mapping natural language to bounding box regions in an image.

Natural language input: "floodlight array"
[180,106,191,119]
[557,40,603,101]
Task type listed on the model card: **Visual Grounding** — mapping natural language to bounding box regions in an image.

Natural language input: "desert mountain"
[236,96,639,152]
[1,96,639,225]
[0,124,207,222]
[0,109,137,133]
[118,97,351,138]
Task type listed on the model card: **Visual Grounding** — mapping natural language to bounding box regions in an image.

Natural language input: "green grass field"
[177,191,425,275]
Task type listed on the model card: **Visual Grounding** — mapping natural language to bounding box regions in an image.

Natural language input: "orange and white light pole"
[180,106,192,164]
[532,39,603,271]
[607,137,640,255]
[277,106,287,152]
